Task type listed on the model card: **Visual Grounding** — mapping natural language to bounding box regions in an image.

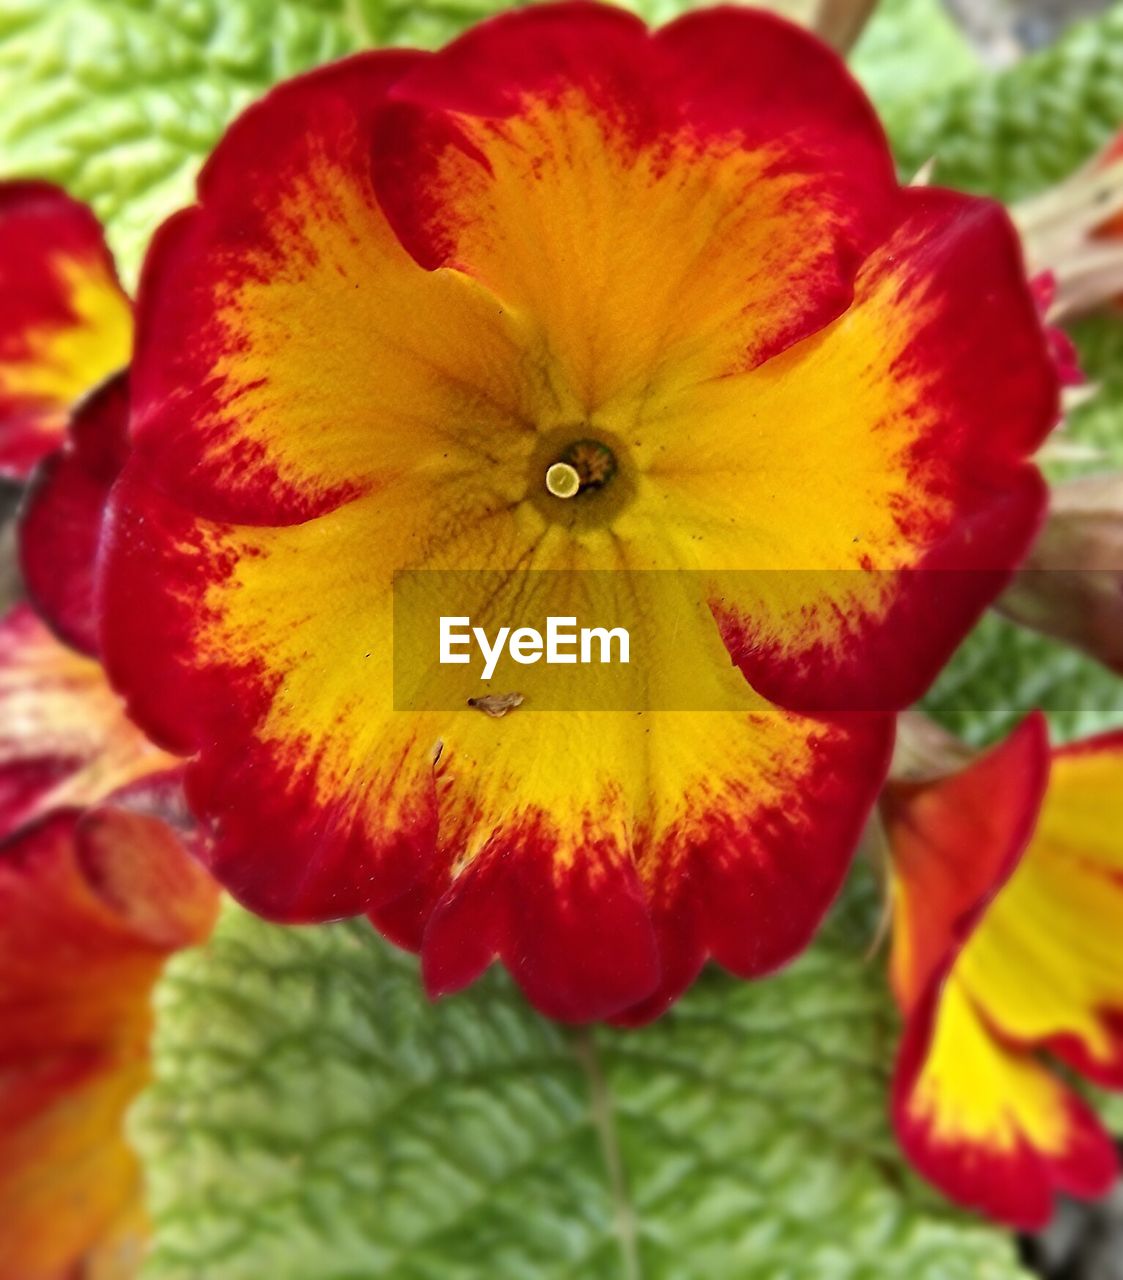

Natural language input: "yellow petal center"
[544,439,618,501]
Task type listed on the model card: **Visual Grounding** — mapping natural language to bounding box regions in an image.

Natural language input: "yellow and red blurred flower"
[0,182,131,480]
[0,806,218,1280]
[0,189,216,1275]
[0,601,179,833]
[884,715,1123,1228]
[0,479,216,1279]
[87,3,1059,1021]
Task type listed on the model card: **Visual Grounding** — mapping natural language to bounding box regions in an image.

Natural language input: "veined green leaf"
[135,887,1026,1280]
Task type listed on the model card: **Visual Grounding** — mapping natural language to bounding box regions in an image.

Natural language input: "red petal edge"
[883,711,1050,1013]
[20,371,130,658]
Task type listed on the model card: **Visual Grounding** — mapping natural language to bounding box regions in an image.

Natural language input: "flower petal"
[0,808,217,1278]
[954,730,1123,1087]
[892,975,1117,1230]
[0,1048,148,1280]
[882,712,1049,1014]
[682,189,1054,711]
[127,49,546,526]
[101,470,891,1017]
[373,2,898,409]
[0,182,131,480]
[1030,272,1085,387]
[20,372,129,657]
[394,707,890,1023]
[99,475,445,921]
[0,604,178,840]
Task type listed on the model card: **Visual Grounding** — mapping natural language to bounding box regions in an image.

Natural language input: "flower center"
[525,426,633,530]
[544,439,618,500]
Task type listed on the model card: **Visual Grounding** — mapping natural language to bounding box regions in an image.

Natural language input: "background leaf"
[851,0,980,144]
[0,0,365,283]
[135,883,1026,1280]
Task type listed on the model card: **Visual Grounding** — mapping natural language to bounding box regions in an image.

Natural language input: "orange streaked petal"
[674,190,1054,712]
[885,721,1123,1226]
[893,974,1117,1230]
[407,704,890,1023]
[954,730,1123,1087]
[0,809,217,1279]
[375,3,898,408]
[102,472,891,1019]
[882,713,1049,1014]
[126,49,542,526]
[0,182,132,480]
[0,605,179,840]
[0,1052,148,1280]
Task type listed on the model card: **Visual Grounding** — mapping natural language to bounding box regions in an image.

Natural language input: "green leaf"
[0,0,369,283]
[135,885,1027,1280]
[850,0,980,151]
[885,3,1123,200]
[923,611,1123,747]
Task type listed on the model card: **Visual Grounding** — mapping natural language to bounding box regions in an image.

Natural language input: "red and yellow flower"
[0,185,170,838]
[0,473,216,1279]
[0,188,217,1275]
[884,716,1123,1228]
[0,805,218,1280]
[0,496,216,1279]
[0,182,131,479]
[89,3,1058,1022]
